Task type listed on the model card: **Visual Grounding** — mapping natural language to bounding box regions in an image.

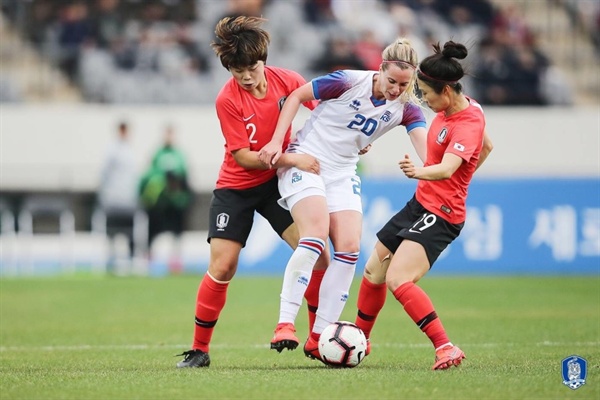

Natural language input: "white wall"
[1,104,598,193]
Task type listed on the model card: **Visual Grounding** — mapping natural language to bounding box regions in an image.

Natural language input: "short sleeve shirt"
[416,97,486,223]
[215,66,314,189]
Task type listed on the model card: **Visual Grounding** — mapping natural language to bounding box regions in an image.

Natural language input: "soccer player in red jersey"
[354,40,494,370]
[176,16,328,368]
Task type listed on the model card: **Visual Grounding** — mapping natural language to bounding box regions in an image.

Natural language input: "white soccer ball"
[318,321,367,368]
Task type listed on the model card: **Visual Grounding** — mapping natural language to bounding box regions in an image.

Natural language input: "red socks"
[192,274,229,352]
[304,269,325,332]
[393,282,449,349]
[355,277,387,339]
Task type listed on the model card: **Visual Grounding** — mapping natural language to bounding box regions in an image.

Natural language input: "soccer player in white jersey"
[258,38,428,361]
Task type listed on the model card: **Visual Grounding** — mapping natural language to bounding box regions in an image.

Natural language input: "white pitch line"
[1,341,598,352]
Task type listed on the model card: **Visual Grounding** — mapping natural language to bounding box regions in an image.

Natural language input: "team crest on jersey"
[349,99,361,111]
[278,96,287,111]
[380,110,392,122]
[292,171,302,183]
[216,212,229,231]
[436,127,448,144]
[562,355,587,390]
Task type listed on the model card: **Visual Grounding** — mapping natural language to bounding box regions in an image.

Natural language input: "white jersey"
[286,70,426,174]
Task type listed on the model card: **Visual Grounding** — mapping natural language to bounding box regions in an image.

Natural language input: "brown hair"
[211,16,270,70]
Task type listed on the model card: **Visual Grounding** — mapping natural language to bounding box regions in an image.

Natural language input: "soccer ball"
[318,321,367,368]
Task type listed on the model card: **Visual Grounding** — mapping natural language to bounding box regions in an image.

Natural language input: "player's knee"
[208,255,238,281]
[363,251,391,285]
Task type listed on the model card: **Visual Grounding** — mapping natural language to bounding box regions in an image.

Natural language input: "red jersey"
[214,66,315,189]
[416,98,485,224]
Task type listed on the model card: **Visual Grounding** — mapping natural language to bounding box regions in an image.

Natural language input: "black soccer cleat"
[270,339,299,353]
[176,349,211,368]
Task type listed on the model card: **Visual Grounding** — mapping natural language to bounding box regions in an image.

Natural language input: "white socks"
[312,252,359,334]
[278,238,325,324]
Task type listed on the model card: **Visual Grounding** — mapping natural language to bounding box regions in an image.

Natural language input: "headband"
[416,67,458,84]
[381,60,416,69]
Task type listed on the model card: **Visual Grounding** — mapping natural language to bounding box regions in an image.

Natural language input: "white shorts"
[277,167,363,214]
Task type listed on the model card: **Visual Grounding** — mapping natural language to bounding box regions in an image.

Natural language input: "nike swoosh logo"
[408,228,421,234]
[242,114,255,121]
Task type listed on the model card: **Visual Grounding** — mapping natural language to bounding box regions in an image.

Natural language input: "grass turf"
[0,275,598,399]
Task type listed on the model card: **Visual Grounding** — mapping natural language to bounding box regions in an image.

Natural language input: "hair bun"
[441,41,468,60]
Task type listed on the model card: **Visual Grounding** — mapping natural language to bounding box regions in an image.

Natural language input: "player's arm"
[408,126,427,163]
[233,148,320,174]
[399,153,462,180]
[232,148,266,170]
[475,130,493,171]
[258,83,315,166]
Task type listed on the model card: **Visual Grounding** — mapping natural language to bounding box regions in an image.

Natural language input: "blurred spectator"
[214,0,267,27]
[56,1,93,82]
[89,0,125,50]
[310,33,366,74]
[473,37,547,105]
[436,0,494,27]
[302,0,337,26]
[354,29,383,71]
[98,120,139,268]
[98,120,139,216]
[139,124,192,270]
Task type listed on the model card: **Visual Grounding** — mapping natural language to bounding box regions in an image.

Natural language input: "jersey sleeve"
[401,102,427,133]
[215,91,249,153]
[311,70,353,101]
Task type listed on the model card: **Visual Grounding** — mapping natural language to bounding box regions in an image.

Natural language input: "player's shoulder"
[266,66,306,84]
[216,79,237,100]
[466,97,485,117]
[402,101,427,122]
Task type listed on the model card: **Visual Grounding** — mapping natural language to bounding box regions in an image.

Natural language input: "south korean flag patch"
[453,142,465,152]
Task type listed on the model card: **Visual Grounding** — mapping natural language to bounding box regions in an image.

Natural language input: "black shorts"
[376,195,464,268]
[207,176,293,247]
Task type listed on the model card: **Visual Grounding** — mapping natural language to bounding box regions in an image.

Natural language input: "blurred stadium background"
[0,0,598,277]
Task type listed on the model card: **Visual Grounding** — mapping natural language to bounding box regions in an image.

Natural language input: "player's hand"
[294,154,320,175]
[358,144,372,155]
[399,154,416,178]
[259,141,282,167]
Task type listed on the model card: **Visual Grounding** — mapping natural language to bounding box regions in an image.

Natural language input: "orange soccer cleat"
[270,323,299,353]
[432,344,466,370]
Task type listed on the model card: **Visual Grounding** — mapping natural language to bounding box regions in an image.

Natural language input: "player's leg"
[312,209,361,334]
[271,193,329,351]
[354,199,417,352]
[354,241,392,354]
[303,174,363,360]
[304,208,362,361]
[386,203,465,370]
[177,187,254,368]
[266,170,329,352]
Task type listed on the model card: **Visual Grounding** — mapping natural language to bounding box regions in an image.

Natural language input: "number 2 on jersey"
[247,123,257,144]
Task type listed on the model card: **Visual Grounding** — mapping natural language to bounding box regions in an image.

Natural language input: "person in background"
[175,16,329,369]
[259,38,427,361]
[353,40,493,370]
[139,124,192,271]
[97,120,139,270]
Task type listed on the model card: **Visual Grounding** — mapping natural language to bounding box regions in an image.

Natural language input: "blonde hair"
[381,38,420,105]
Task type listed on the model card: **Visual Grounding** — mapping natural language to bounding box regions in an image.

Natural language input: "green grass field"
[0,275,598,399]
